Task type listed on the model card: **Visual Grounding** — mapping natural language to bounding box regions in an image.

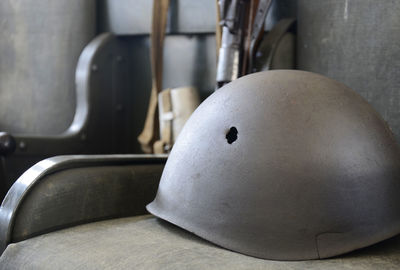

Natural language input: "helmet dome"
[147,70,400,260]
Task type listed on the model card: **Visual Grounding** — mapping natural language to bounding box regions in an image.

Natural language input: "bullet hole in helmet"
[226,127,238,144]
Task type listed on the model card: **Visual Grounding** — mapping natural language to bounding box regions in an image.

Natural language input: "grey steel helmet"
[147,70,400,260]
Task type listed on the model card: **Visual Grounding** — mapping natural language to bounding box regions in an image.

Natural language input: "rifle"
[216,0,273,88]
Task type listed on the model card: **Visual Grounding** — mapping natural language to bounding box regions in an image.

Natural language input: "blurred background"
[0,0,399,199]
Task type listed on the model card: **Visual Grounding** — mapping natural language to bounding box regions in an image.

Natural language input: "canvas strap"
[137,0,170,153]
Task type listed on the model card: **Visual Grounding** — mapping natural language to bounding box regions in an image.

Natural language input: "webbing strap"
[138,0,170,153]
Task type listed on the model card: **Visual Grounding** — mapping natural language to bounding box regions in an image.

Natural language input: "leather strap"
[138,0,170,153]
[215,0,222,61]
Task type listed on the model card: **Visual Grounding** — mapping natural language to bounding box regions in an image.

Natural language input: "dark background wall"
[297,0,400,142]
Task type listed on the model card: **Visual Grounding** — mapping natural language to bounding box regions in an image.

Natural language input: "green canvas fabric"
[1,215,400,270]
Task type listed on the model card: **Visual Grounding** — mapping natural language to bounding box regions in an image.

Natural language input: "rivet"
[19,141,27,151]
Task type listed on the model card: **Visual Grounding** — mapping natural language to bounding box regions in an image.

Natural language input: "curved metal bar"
[0,154,167,254]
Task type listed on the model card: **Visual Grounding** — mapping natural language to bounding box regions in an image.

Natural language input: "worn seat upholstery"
[1,215,400,270]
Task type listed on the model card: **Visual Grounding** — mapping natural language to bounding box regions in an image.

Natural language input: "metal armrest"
[0,154,166,254]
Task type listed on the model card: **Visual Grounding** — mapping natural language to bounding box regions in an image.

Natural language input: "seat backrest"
[0,0,96,135]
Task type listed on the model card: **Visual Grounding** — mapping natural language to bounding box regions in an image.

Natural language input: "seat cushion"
[1,215,400,270]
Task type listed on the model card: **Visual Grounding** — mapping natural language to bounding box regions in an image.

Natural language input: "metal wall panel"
[98,0,215,34]
[98,0,297,34]
[163,35,217,97]
[297,0,400,141]
[127,34,217,100]
[0,0,96,135]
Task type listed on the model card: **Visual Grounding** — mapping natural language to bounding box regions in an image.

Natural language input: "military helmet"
[147,70,400,260]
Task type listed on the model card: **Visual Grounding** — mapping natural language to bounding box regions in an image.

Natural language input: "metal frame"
[0,154,167,254]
